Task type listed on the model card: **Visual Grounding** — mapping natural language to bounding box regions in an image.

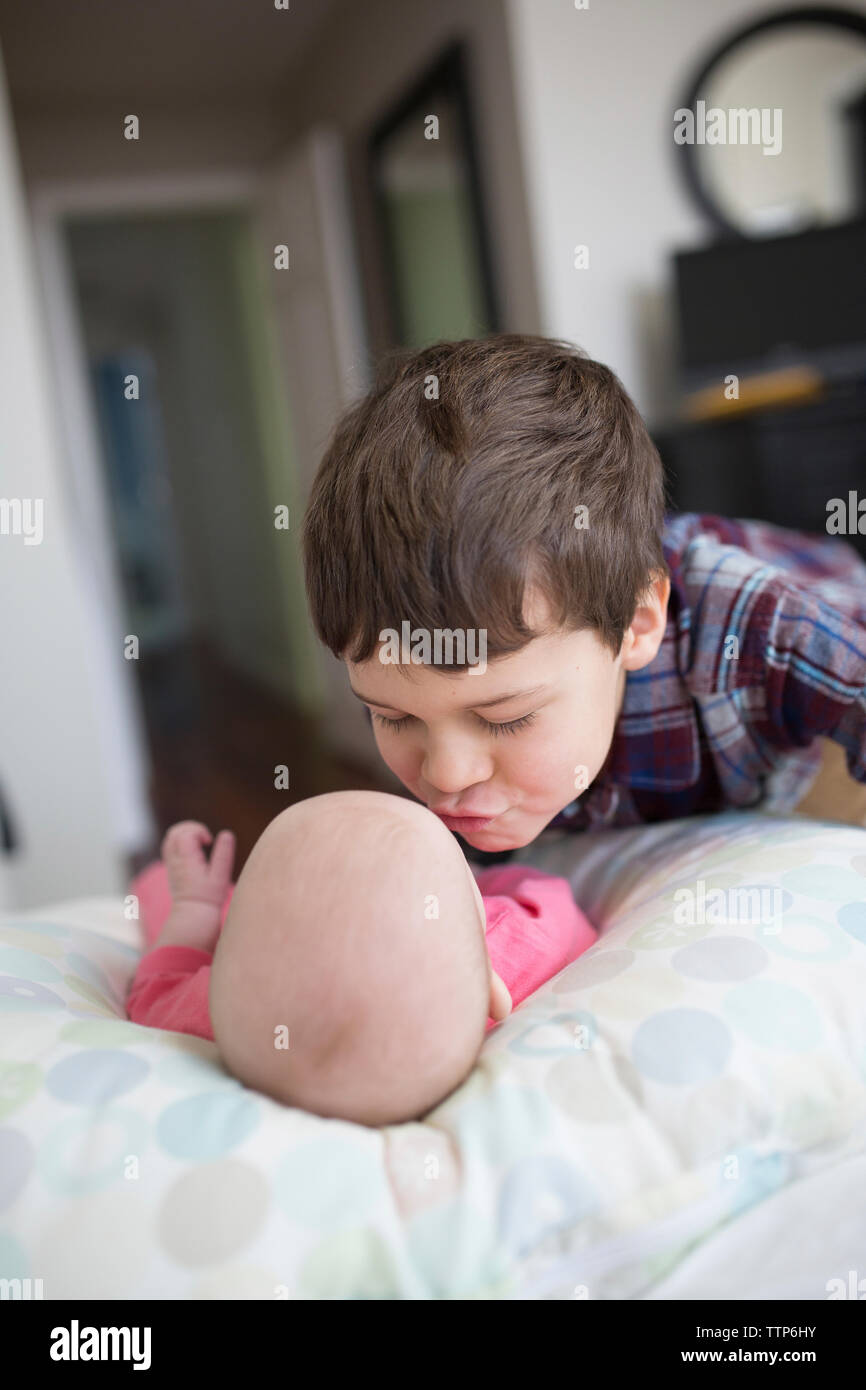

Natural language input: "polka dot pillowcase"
[1,810,865,1298]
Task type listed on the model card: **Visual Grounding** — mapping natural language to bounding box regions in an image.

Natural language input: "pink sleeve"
[477,866,597,1030]
[126,945,215,1042]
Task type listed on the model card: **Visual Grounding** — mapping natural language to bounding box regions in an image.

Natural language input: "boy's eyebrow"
[348,683,548,711]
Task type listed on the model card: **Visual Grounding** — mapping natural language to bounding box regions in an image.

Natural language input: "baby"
[126,790,596,1126]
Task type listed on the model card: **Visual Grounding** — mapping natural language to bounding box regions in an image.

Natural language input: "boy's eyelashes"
[370,710,538,737]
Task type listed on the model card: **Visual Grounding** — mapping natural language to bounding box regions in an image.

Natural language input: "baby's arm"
[126,822,235,1039]
[144,821,236,956]
[477,865,597,1013]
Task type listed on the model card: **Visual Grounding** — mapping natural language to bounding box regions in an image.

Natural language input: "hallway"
[132,637,394,877]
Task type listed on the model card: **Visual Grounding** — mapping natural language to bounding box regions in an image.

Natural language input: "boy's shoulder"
[662,511,866,595]
[553,513,866,831]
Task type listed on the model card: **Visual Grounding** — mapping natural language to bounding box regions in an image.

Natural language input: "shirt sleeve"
[741,568,866,785]
[126,945,215,1042]
[476,865,597,1026]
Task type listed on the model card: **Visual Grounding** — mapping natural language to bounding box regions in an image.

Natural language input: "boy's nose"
[421,736,492,796]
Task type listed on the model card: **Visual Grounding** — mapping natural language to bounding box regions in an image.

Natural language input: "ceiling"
[0,0,341,110]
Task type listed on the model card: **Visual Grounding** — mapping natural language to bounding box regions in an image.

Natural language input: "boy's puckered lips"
[430,808,503,831]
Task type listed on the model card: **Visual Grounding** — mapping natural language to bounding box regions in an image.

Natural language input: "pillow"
[1,810,865,1299]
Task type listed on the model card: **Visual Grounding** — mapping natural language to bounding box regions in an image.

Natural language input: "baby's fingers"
[207,829,236,883]
[162,821,213,865]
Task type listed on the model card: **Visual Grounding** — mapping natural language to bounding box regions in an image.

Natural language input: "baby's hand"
[162,821,236,910]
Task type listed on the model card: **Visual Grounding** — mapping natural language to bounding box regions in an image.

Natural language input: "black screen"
[673,219,866,376]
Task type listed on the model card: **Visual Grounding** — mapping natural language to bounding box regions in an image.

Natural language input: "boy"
[301,333,866,852]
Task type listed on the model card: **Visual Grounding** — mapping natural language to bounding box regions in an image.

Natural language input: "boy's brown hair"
[302,333,670,667]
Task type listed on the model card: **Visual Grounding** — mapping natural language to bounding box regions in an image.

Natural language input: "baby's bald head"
[209,791,490,1125]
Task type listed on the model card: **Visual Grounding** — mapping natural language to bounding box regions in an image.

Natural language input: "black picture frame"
[367,39,500,347]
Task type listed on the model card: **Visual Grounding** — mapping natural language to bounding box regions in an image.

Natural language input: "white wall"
[0,41,125,907]
[504,0,866,427]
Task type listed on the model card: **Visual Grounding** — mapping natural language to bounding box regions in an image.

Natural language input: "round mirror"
[676,6,866,238]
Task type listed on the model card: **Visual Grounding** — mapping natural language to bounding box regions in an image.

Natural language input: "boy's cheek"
[514,744,590,803]
[512,732,611,811]
[509,726,589,779]
[372,731,419,785]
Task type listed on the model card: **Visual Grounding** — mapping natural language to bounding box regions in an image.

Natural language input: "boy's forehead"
[521,583,556,630]
[347,623,609,708]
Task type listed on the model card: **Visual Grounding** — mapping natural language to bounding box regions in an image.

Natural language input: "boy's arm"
[742,571,866,787]
[476,865,597,1012]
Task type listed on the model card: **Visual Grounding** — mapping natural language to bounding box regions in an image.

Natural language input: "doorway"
[63,208,387,874]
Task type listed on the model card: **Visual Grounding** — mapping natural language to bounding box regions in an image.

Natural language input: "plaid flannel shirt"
[551,511,866,832]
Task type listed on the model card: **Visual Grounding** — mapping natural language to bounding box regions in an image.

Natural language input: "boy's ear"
[621,571,670,672]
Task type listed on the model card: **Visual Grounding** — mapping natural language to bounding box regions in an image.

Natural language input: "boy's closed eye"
[351,681,553,739]
[371,710,538,737]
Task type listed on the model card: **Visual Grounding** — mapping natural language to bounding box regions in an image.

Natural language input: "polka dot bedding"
[1,810,865,1299]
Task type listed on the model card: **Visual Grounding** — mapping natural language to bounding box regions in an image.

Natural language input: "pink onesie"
[126,860,597,1040]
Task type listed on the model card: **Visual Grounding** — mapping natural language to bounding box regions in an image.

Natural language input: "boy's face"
[346,581,669,851]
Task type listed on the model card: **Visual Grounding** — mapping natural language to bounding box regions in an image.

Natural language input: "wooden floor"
[129,638,394,878]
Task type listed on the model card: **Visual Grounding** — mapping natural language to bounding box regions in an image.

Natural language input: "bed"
[1,808,864,1299]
